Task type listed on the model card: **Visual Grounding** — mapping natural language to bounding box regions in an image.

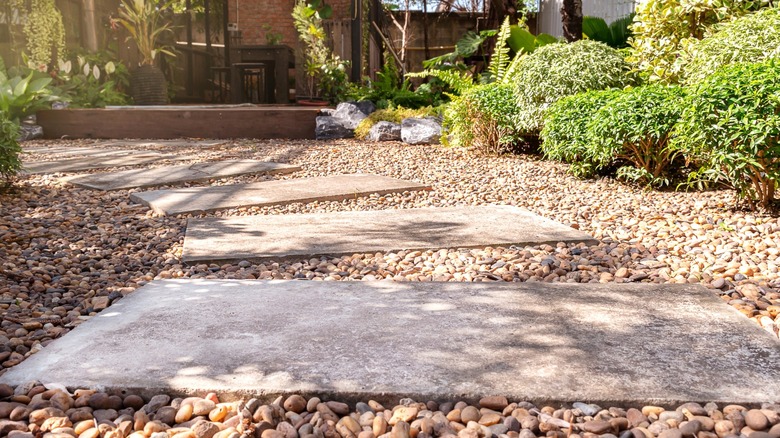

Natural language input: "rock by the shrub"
[315,116,354,140]
[368,121,402,142]
[354,100,376,116]
[18,124,44,142]
[333,101,376,129]
[401,117,441,145]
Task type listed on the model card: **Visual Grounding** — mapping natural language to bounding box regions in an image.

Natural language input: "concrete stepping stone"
[22,153,190,174]
[66,160,301,191]
[22,146,160,157]
[2,279,778,404]
[130,174,431,215]
[98,139,225,148]
[182,205,598,263]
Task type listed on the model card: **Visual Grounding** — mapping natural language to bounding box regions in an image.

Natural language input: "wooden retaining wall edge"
[37,107,321,140]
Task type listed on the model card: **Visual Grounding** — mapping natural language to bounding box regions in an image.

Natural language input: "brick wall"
[233,0,353,47]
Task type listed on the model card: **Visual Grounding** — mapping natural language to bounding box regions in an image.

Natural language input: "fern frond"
[501,52,525,84]
[406,69,474,94]
[489,17,512,82]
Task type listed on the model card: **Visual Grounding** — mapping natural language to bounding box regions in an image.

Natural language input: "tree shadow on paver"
[184,212,596,264]
[58,281,780,407]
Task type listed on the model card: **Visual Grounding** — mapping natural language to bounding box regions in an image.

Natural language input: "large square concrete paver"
[66,160,301,191]
[130,174,431,215]
[22,154,177,174]
[98,140,226,148]
[182,205,598,263]
[1,280,778,405]
[22,147,160,158]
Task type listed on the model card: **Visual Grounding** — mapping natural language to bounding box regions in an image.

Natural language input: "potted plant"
[292,0,348,105]
[116,0,175,105]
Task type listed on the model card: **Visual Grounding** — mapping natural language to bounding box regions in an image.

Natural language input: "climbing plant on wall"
[21,0,66,70]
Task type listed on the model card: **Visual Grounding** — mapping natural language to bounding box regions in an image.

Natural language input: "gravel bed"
[0,384,779,438]
[1,138,779,375]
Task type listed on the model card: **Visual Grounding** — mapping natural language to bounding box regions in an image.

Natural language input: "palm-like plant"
[116,0,176,66]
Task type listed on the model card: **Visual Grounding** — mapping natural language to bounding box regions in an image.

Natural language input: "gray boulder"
[333,101,376,129]
[368,121,402,142]
[315,116,353,140]
[401,117,441,145]
[18,124,44,141]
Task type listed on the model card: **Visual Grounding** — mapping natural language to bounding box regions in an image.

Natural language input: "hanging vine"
[22,0,66,70]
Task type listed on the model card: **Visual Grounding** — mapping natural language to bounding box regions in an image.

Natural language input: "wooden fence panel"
[538,0,638,38]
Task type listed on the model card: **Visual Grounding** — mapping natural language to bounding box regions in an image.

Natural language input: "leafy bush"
[0,72,58,123]
[513,40,633,134]
[354,106,437,140]
[0,112,21,181]
[350,63,443,109]
[627,0,772,83]
[539,90,613,177]
[408,18,557,96]
[674,60,780,208]
[588,85,685,186]
[680,6,780,84]
[53,51,131,108]
[444,83,522,154]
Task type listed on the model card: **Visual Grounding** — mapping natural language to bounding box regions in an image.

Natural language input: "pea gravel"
[1,138,778,375]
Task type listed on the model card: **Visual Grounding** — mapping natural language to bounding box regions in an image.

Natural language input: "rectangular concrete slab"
[66,160,302,191]
[182,205,598,263]
[2,280,778,405]
[22,154,189,174]
[22,147,162,158]
[98,140,226,148]
[129,174,431,215]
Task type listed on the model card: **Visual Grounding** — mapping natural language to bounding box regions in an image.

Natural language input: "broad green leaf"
[507,26,536,54]
[13,74,31,97]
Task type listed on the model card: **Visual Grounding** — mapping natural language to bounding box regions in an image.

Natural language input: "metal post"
[81,0,99,52]
[351,0,362,81]
[223,0,231,66]
[204,0,212,102]
[186,0,194,96]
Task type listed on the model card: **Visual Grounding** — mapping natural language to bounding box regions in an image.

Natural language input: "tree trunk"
[560,0,583,43]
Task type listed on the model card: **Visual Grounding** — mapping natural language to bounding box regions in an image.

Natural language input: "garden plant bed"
[1,138,779,407]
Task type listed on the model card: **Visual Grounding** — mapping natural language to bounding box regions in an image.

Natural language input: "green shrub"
[0,113,21,181]
[680,7,780,84]
[539,90,613,177]
[627,0,772,83]
[674,60,780,208]
[588,84,685,186]
[444,83,522,154]
[0,72,58,123]
[513,40,633,134]
[354,106,437,140]
[54,51,131,108]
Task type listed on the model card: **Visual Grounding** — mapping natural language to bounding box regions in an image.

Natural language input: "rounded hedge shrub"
[512,40,634,134]
[627,0,770,83]
[539,90,613,177]
[0,113,21,181]
[444,83,522,154]
[681,7,780,84]
[588,84,685,186]
[674,60,780,209]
